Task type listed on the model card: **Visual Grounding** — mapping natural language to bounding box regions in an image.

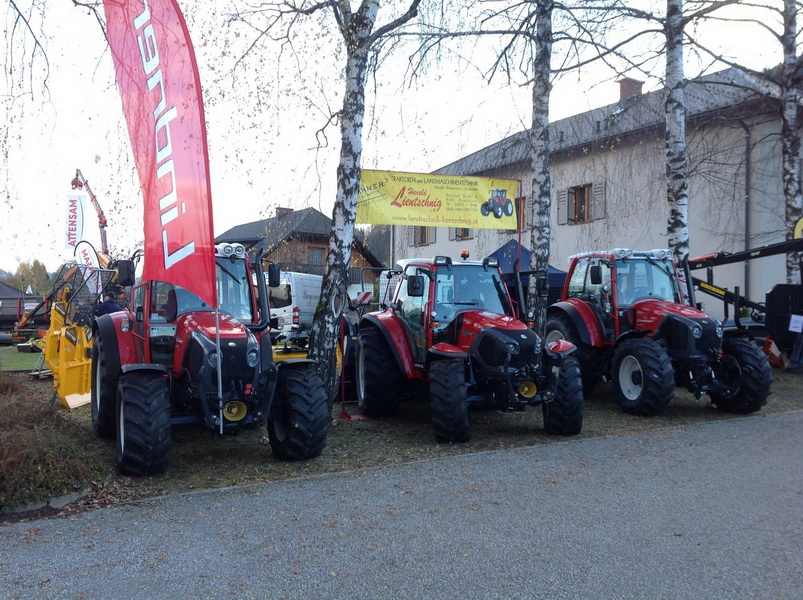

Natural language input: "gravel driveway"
[2,411,801,599]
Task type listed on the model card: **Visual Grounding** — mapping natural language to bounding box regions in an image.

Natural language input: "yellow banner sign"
[357,170,520,229]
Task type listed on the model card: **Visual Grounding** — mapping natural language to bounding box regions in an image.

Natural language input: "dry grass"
[1,368,801,521]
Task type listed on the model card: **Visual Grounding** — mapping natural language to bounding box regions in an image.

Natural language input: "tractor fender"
[95,311,140,380]
[548,300,604,346]
[120,362,171,378]
[274,357,318,368]
[360,312,417,379]
[428,342,469,363]
[546,338,576,358]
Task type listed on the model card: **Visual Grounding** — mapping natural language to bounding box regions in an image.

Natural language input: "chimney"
[276,207,294,218]
[618,77,643,101]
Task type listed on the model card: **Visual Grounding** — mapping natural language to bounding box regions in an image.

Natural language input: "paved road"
[2,411,802,599]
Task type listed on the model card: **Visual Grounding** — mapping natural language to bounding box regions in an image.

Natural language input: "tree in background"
[689,0,802,283]
[233,0,423,399]
[0,260,51,295]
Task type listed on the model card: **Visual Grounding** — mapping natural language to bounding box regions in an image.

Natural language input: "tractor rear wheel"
[268,364,330,460]
[357,326,403,417]
[545,315,604,393]
[542,356,584,435]
[709,338,772,413]
[91,333,116,439]
[116,371,172,476]
[504,200,514,216]
[611,339,674,416]
[429,359,471,443]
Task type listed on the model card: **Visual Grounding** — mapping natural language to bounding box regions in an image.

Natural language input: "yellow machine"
[33,263,115,409]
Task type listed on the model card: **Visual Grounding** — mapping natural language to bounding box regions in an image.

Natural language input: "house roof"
[0,281,25,297]
[435,67,778,176]
[215,207,384,267]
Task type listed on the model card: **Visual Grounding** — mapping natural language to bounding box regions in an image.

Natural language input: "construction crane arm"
[71,169,109,255]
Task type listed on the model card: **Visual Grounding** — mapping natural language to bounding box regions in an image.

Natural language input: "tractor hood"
[455,310,528,349]
[631,299,709,329]
[175,311,250,343]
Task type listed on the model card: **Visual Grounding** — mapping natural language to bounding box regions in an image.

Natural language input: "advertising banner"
[357,170,520,230]
[65,194,85,250]
[103,0,217,308]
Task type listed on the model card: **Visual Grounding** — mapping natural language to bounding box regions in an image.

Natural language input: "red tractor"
[546,248,772,416]
[356,254,583,442]
[480,188,515,219]
[91,243,330,475]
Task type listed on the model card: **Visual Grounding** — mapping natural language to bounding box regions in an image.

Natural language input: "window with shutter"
[557,189,568,225]
[592,181,607,220]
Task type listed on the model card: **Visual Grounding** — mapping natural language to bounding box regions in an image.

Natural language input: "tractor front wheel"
[481,203,490,217]
[709,338,772,413]
[91,332,116,439]
[268,364,330,460]
[611,339,674,416]
[357,326,403,417]
[429,359,471,443]
[116,371,172,476]
[542,356,584,435]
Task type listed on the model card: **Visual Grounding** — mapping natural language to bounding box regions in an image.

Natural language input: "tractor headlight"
[208,351,218,367]
[691,325,702,339]
[715,321,723,337]
[246,348,259,367]
[505,341,520,355]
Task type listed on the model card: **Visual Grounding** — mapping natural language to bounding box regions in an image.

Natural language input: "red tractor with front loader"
[545,248,772,416]
[356,254,584,442]
[91,243,330,475]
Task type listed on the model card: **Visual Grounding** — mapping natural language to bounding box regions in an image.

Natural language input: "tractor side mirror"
[116,260,136,287]
[267,263,281,288]
[135,305,144,323]
[407,275,425,297]
[590,265,602,285]
[536,272,549,298]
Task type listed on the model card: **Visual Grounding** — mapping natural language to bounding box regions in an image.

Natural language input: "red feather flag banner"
[103,0,217,308]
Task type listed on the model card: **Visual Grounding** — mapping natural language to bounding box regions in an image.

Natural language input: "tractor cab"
[565,248,687,342]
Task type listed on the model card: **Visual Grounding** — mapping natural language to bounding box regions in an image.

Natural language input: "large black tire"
[116,372,172,476]
[91,333,116,439]
[545,315,604,394]
[268,364,330,461]
[481,203,491,217]
[504,200,514,216]
[611,339,674,416]
[429,359,471,443]
[493,205,504,219]
[542,356,584,435]
[357,326,403,417]
[709,338,772,413]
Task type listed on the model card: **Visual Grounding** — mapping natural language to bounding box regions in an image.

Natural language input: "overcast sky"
[0,1,782,274]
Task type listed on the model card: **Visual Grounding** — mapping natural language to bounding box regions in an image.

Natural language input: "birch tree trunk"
[526,0,553,338]
[306,0,421,404]
[780,0,802,283]
[307,2,378,404]
[665,0,689,271]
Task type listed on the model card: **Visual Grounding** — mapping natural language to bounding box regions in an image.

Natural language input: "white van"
[268,272,323,339]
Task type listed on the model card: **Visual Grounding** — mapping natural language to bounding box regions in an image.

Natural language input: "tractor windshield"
[434,265,512,318]
[615,258,682,306]
[148,257,254,323]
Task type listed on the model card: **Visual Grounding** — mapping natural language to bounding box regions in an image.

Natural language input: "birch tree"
[235,1,422,400]
[690,0,802,282]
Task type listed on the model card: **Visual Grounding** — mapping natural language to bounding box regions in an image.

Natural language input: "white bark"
[780,0,802,283]
[665,0,689,267]
[526,0,553,337]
